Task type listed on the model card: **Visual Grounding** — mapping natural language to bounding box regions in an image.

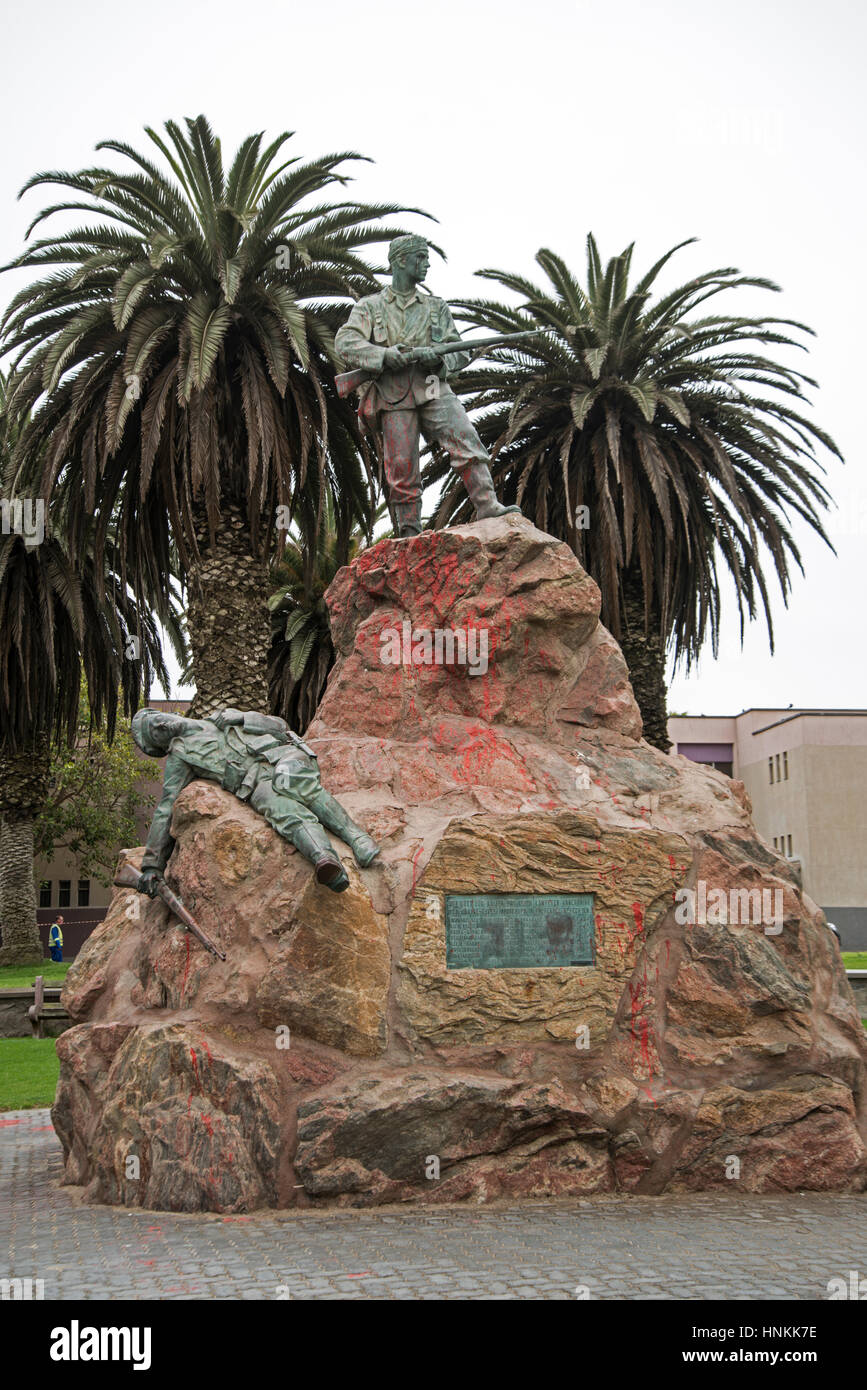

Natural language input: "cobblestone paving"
[2,1110,865,1300]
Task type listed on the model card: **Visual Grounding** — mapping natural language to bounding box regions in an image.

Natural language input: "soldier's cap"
[131,708,175,757]
[388,234,429,266]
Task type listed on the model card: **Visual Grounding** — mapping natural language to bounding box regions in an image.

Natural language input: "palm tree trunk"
[0,739,50,965]
[618,565,671,753]
[0,817,43,965]
[186,503,272,716]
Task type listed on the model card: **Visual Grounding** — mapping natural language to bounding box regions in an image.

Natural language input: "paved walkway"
[2,1109,865,1300]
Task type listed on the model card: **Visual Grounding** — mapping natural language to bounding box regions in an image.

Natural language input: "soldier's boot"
[309,791,381,868]
[393,499,423,539]
[291,824,350,892]
[461,461,522,522]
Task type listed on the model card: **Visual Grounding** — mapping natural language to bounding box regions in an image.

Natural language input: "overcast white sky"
[2,0,864,714]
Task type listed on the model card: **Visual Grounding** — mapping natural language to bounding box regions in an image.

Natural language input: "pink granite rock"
[313,516,640,742]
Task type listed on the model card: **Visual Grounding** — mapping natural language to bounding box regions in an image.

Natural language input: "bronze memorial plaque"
[445,893,596,969]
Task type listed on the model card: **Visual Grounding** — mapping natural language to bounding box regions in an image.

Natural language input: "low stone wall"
[0,988,71,1039]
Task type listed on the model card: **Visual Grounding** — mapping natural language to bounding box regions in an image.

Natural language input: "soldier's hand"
[138,869,163,899]
[382,346,410,370]
[212,708,242,731]
[412,347,442,369]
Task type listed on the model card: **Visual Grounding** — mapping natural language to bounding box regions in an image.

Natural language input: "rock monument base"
[54,517,867,1210]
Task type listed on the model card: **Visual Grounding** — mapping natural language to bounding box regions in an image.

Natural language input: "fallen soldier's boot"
[309,791,381,868]
[347,831,380,867]
[292,826,350,892]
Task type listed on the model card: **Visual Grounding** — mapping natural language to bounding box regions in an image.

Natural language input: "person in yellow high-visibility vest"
[48,916,64,962]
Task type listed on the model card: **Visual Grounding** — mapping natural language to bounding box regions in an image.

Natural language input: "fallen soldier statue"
[130,707,380,895]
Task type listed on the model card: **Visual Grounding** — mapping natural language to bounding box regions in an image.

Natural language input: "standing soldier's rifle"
[334,329,547,398]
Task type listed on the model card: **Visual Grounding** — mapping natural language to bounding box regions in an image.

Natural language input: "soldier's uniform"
[334,286,516,535]
[137,710,377,893]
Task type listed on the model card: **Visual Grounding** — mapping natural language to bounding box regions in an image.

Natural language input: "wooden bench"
[27,975,70,1039]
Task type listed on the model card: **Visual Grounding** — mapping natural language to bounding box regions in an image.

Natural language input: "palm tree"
[1,116,431,714]
[0,367,183,963]
[0,526,175,964]
[0,369,178,967]
[430,237,839,748]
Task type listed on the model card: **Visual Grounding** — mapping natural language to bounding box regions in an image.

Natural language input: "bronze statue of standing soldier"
[334,234,525,538]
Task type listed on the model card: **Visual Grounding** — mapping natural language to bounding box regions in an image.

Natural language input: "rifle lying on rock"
[114,862,226,961]
[334,330,546,398]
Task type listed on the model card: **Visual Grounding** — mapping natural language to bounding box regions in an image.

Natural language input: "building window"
[783,751,788,780]
[769,757,774,784]
[773,837,778,850]
[39,880,52,908]
[77,880,90,907]
[775,753,781,781]
[787,834,793,856]
[58,880,71,907]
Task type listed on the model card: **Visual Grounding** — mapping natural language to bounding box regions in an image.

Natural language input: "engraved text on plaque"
[444,893,595,969]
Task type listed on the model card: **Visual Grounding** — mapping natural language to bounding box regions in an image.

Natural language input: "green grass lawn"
[0,1037,60,1110]
[842,952,867,970]
[0,962,71,990]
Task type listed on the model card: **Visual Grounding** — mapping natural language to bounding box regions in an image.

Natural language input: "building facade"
[668,709,867,949]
